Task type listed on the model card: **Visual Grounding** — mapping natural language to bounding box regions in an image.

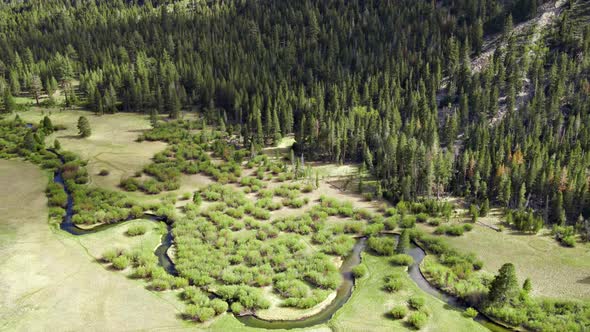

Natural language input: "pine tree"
[480,198,490,217]
[3,89,15,113]
[522,278,532,293]
[77,116,91,138]
[150,108,158,128]
[488,263,519,303]
[42,116,53,133]
[30,75,42,105]
[23,131,37,151]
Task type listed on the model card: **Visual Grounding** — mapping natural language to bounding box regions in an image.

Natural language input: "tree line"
[3,0,590,235]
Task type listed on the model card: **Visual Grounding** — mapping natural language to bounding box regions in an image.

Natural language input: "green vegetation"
[390,305,408,319]
[463,307,478,318]
[126,225,147,237]
[407,311,428,329]
[77,116,91,138]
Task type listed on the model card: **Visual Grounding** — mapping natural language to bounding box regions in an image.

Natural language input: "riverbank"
[0,160,188,331]
[330,253,487,331]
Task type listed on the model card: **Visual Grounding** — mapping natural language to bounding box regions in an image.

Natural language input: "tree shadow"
[577,276,590,284]
[56,134,83,140]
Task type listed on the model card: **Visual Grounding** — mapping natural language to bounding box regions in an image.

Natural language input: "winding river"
[50,149,177,275]
[49,147,508,331]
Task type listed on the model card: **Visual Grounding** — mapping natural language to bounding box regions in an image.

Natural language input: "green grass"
[417,208,590,300]
[329,253,487,332]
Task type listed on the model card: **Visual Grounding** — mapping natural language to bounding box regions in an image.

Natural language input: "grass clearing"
[0,160,189,331]
[417,208,590,300]
[15,109,214,204]
[330,253,487,332]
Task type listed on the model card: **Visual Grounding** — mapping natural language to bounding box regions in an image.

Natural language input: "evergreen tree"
[30,75,42,106]
[522,278,532,293]
[3,89,15,113]
[42,116,53,133]
[488,263,519,303]
[22,131,37,151]
[77,116,91,138]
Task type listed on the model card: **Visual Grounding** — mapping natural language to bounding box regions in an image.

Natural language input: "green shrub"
[561,235,576,247]
[427,219,441,226]
[230,302,244,314]
[352,265,367,278]
[407,311,428,329]
[185,305,216,322]
[408,296,425,310]
[210,299,229,315]
[150,278,170,291]
[400,216,416,228]
[367,236,396,256]
[102,248,123,263]
[390,254,413,266]
[416,213,428,223]
[112,255,130,270]
[464,307,478,318]
[384,278,403,292]
[126,224,147,236]
[390,305,407,319]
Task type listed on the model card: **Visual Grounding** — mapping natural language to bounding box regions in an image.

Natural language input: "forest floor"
[417,206,590,300]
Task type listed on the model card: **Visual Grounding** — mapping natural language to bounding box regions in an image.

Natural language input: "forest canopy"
[0,0,589,234]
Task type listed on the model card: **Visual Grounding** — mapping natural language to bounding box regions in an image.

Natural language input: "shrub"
[150,278,170,291]
[390,254,413,266]
[408,296,425,310]
[416,213,428,223]
[112,255,130,270]
[390,305,408,319]
[367,236,396,256]
[352,265,367,278]
[102,248,123,263]
[561,235,576,247]
[407,311,428,329]
[400,216,416,228]
[464,307,478,318]
[210,299,229,315]
[302,183,314,193]
[435,224,465,236]
[427,219,441,226]
[99,169,110,176]
[185,305,216,322]
[230,302,244,314]
[126,224,147,236]
[384,278,403,292]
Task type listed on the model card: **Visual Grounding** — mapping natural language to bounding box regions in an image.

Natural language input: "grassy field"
[417,208,590,300]
[15,109,213,204]
[4,109,588,330]
[0,160,191,331]
[329,253,486,332]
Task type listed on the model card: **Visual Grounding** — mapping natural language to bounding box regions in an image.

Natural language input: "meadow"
[2,110,589,331]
